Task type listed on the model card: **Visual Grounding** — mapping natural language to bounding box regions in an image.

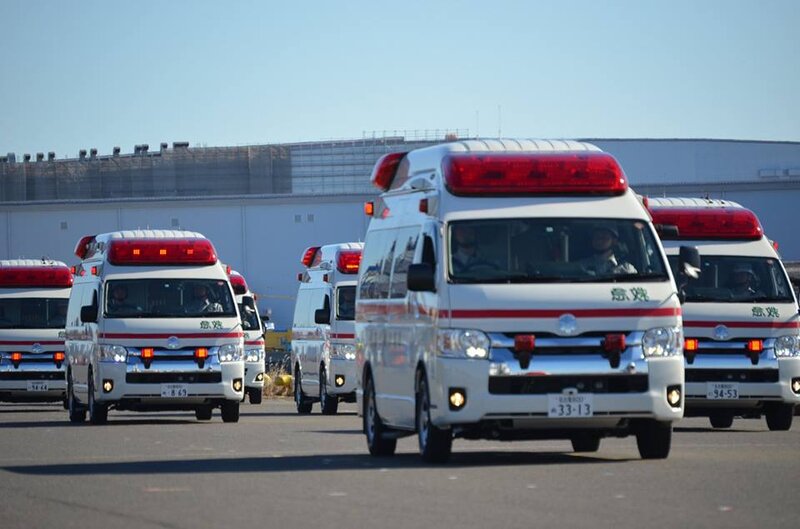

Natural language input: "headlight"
[774,335,800,358]
[218,343,243,362]
[245,348,264,363]
[99,345,127,363]
[642,326,682,357]
[332,343,356,360]
[437,329,490,359]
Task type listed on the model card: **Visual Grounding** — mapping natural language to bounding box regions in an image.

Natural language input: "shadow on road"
[674,426,764,434]
[2,450,630,476]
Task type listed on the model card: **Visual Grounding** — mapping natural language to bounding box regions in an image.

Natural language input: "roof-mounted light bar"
[337,249,362,274]
[74,235,96,259]
[370,152,407,191]
[107,239,217,266]
[0,265,74,288]
[443,152,627,196]
[229,272,249,295]
[649,207,763,241]
[301,246,321,268]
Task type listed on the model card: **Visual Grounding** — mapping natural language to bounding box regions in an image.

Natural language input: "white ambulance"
[0,260,72,405]
[356,139,694,463]
[648,198,800,429]
[230,270,266,404]
[64,230,245,424]
[292,243,362,415]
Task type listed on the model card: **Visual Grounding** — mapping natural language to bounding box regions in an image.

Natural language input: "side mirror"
[314,308,331,325]
[263,321,275,332]
[407,263,436,292]
[80,304,98,323]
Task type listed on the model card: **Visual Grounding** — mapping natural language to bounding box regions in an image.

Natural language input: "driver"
[730,264,763,299]
[187,284,224,314]
[451,224,496,273]
[107,284,140,314]
[581,225,637,276]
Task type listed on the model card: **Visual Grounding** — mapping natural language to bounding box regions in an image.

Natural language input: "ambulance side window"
[66,283,85,327]
[390,228,420,299]
[360,230,394,300]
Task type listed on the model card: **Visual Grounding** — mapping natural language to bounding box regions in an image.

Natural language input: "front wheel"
[67,372,86,424]
[88,374,108,425]
[765,403,794,431]
[195,406,213,421]
[571,433,601,453]
[247,387,263,405]
[709,412,734,429]
[319,368,339,415]
[364,374,396,456]
[635,420,672,459]
[294,368,312,414]
[220,401,240,423]
[416,373,452,464]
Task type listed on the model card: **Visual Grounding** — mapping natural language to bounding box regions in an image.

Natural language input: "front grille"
[0,372,65,381]
[125,372,222,384]
[488,374,649,395]
[692,348,751,356]
[685,369,779,383]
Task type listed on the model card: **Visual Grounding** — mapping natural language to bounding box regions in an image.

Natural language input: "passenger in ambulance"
[451,225,497,273]
[51,302,68,327]
[729,264,764,300]
[580,225,637,276]
[107,285,140,315]
[187,284,223,314]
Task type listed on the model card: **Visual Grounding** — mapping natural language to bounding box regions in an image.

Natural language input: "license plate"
[27,381,49,392]
[707,382,739,400]
[547,394,594,418]
[160,384,189,398]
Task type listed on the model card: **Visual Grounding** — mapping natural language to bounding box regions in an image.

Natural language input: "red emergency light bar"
[74,235,96,259]
[107,239,217,266]
[0,266,74,288]
[649,207,763,241]
[443,152,627,196]
[337,250,362,274]
[230,272,248,295]
[301,246,321,267]
[370,152,407,191]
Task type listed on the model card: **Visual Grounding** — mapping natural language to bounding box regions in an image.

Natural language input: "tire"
[571,433,601,453]
[635,420,672,459]
[765,403,794,431]
[709,412,734,429]
[67,372,86,424]
[87,374,108,425]
[220,400,240,423]
[319,368,339,415]
[248,387,263,405]
[363,374,397,456]
[416,372,452,464]
[195,405,213,421]
[294,368,312,414]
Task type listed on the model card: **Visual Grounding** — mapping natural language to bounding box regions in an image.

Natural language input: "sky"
[1,0,798,158]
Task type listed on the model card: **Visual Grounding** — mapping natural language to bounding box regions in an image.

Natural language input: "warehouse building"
[1,134,798,328]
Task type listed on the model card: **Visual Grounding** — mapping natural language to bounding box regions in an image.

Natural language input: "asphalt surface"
[1,399,798,529]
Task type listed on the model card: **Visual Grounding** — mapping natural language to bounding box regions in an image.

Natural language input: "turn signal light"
[603,334,626,352]
[11,352,22,363]
[684,338,699,352]
[53,351,66,363]
[746,339,763,353]
[514,334,536,352]
[141,348,154,360]
[194,347,209,360]
[364,201,374,216]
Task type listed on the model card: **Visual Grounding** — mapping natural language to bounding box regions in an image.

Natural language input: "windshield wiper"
[582,273,669,283]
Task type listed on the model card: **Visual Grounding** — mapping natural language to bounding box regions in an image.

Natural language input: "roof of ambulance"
[405,139,602,167]
[94,229,208,243]
[647,197,746,209]
[0,259,69,267]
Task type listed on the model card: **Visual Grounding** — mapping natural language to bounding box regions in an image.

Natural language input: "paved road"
[0,399,798,529]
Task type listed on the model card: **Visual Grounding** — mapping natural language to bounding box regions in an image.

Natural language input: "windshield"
[337,285,355,320]
[448,218,668,284]
[0,298,69,329]
[104,279,236,318]
[238,297,261,330]
[668,255,794,303]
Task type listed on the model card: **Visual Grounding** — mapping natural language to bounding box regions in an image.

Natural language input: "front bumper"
[427,355,684,429]
[326,357,357,396]
[0,364,66,401]
[244,360,265,389]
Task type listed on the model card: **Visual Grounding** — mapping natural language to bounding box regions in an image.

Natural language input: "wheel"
[571,433,601,453]
[294,368,312,414]
[248,387,263,405]
[67,372,86,424]
[220,400,240,423]
[62,397,69,410]
[416,372,452,464]
[319,368,339,415]
[88,374,108,425]
[363,374,397,456]
[765,403,794,431]
[635,420,672,459]
[709,412,734,429]
[195,406,213,421]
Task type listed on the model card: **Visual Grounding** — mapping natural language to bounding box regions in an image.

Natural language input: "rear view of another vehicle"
[0,260,72,406]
